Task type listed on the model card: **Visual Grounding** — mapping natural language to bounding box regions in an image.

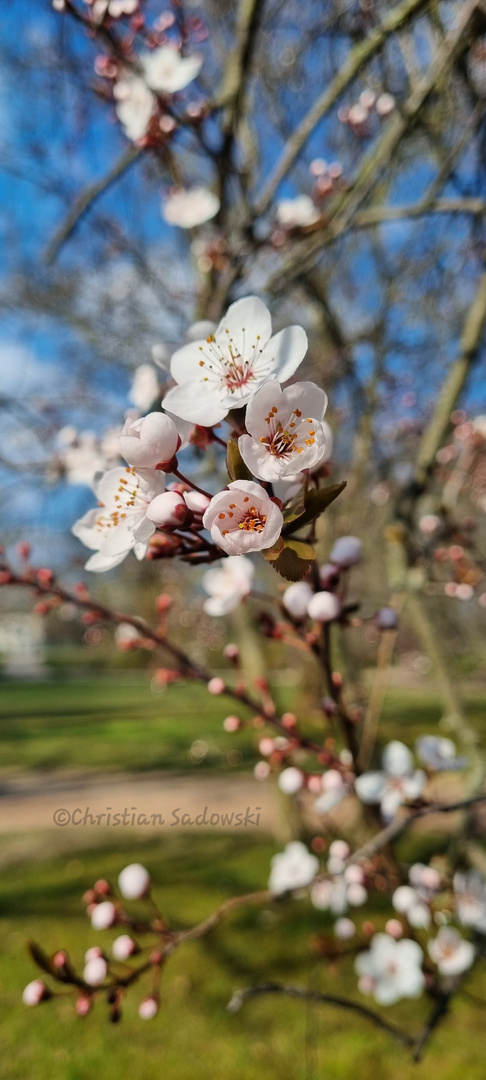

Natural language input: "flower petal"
[263,325,308,383]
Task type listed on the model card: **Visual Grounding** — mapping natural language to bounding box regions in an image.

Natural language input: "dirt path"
[0,770,279,834]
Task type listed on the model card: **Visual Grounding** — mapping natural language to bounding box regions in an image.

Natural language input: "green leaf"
[282,490,306,523]
[226,439,252,482]
[262,536,285,561]
[282,481,346,534]
[268,539,316,581]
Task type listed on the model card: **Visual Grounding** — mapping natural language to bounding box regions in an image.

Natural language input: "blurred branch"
[228,983,416,1048]
[351,197,486,228]
[253,0,430,217]
[267,0,481,291]
[45,145,142,265]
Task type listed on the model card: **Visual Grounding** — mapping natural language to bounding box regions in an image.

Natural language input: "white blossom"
[453,870,486,933]
[355,741,426,820]
[238,381,328,481]
[428,927,475,976]
[72,466,165,572]
[202,480,283,555]
[118,863,151,900]
[113,76,155,141]
[355,934,425,1006]
[276,195,320,228]
[112,935,137,961]
[129,364,160,411]
[392,885,431,929]
[314,769,350,814]
[201,556,254,616]
[142,46,202,94]
[162,187,220,229]
[139,995,158,1019]
[163,296,308,426]
[415,735,466,771]
[268,841,319,895]
[146,491,189,529]
[119,412,180,470]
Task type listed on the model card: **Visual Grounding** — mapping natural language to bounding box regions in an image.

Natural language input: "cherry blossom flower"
[72,466,165,572]
[392,885,431,929]
[354,741,426,820]
[355,934,425,1006]
[201,556,254,615]
[237,381,328,481]
[118,863,151,899]
[428,927,475,976]
[129,364,160,411]
[202,480,283,555]
[139,995,159,1019]
[163,296,308,426]
[453,870,486,933]
[92,0,138,20]
[335,917,356,939]
[54,427,120,487]
[415,735,466,771]
[268,841,319,895]
[311,864,367,915]
[113,76,155,142]
[282,580,313,620]
[119,413,180,470]
[314,769,350,814]
[162,188,220,229]
[141,47,203,94]
[276,195,320,228]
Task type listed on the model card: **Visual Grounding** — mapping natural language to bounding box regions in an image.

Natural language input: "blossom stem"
[173,469,212,499]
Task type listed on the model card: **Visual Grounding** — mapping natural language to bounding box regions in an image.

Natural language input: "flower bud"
[376,607,398,630]
[307,591,341,622]
[83,957,108,986]
[146,492,190,529]
[118,863,151,900]
[76,994,92,1016]
[112,935,138,961]
[183,490,211,515]
[223,715,241,732]
[282,581,313,620]
[91,901,117,930]
[334,917,356,940]
[22,979,49,1006]
[139,995,159,1020]
[208,677,225,695]
[329,536,362,567]
[223,643,239,662]
[119,413,179,470]
[278,767,304,795]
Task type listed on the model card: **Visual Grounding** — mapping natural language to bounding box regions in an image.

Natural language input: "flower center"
[96,468,144,533]
[238,506,267,532]
[197,330,272,396]
[259,405,316,456]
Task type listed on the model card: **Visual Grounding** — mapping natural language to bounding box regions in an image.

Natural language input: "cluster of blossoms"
[338,89,395,135]
[72,295,335,571]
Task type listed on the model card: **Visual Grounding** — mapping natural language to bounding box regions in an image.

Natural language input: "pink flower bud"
[85,946,103,962]
[334,917,356,940]
[155,593,173,613]
[76,994,92,1017]
[94,879,111,896]
[281,712,297,730]
[146,492,190,529]
[223,643,239,662]
[91,901,117,930]
[183,490,210,515]
[254,761,271,781]
[223,715,240,732]
[139,995,159,1020]
[118,863,151,900]
[385,919,403,939]
[258,737,274,757]
[207,677,225,695]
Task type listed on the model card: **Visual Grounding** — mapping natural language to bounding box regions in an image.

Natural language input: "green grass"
[0,676,485,776]
[1,830,486,1080]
